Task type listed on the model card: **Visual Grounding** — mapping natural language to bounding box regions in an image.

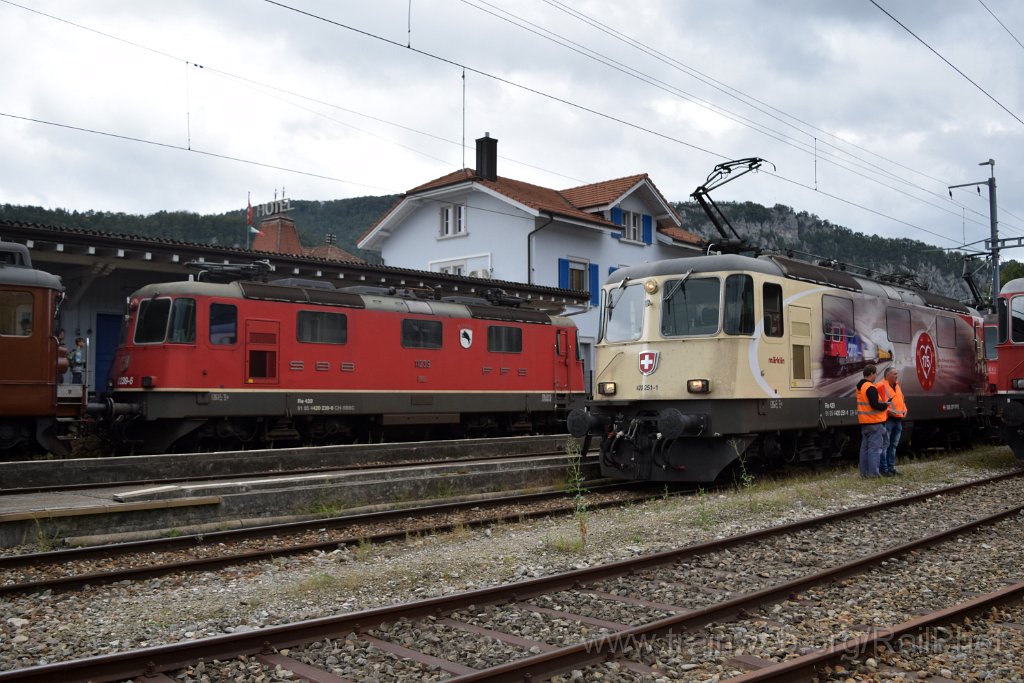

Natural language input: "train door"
[788,304,813,389]
[554,327,571,393]
[245,319,279,384]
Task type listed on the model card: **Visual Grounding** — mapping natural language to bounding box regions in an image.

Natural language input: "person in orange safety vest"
[856,364,889,478]
[875,366,907,476]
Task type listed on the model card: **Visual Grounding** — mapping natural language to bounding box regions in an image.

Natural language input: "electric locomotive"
[0,241,83,458]
[568,253,986,483]
[990,278,1024,456]
[98,274,585,454]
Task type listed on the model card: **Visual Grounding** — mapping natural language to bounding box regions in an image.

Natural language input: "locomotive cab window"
[487,325,522,353]
[402,318,442,349]
[134,298,171,343]
[209,303,237,345]
[661,277,720,337]
[602,282,645,342]
[0,291,32,336]
[167,298,196,344]
[936,315,956,349]
[763,282,783,337]
[1011,296,1024,343]
[724,274,755,335]
[984,324,998,360]
[298,310,348,344]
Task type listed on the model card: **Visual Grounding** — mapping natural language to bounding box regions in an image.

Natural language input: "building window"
[437,261,466,276]
[568,260,587,291]
[439,204,467,237]
[623,211,641,241]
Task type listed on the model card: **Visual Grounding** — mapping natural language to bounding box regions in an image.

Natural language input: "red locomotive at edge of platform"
[0,242,586,457]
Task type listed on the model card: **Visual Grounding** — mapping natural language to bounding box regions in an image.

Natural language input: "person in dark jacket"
[856,364,889,478]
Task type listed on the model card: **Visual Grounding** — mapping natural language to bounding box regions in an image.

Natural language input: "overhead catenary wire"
[870,0,1024,127]
[465,0,1022,237]
[0,0,1014,249]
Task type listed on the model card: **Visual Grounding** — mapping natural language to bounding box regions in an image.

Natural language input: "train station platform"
[0,436,591,549]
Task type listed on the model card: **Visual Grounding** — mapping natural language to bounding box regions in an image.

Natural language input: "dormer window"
[622,211,641,241]
[440,204,467,237]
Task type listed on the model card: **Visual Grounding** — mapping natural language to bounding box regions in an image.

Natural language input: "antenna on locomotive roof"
[691,157,774,254]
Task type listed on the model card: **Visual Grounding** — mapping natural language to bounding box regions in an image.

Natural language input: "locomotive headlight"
[644,280,659,294]
[1013,378,1024,390]
[597,382,617,395]
[687,379,710,394]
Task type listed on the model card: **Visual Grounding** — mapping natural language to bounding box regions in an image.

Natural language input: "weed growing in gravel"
[565,437,589,547]
[291,571,343,595]
[448,522,471,541]
[543,533,586,554]
[31,517,62,552]
[430,478,457,500]
[354,537,374,561]
[693,488,715,529]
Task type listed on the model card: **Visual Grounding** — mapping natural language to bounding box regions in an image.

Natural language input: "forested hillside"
[0,195,398,263]
[2,196,1002,301]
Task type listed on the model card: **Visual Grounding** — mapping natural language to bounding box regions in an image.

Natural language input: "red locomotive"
[99,272,585,454]
[0,242,83,458]
[991,278,1024,456]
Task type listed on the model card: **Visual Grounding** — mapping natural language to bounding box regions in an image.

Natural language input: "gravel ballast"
[0,446,1021,680]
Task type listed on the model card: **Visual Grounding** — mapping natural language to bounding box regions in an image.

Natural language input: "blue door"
[94,313,121,396]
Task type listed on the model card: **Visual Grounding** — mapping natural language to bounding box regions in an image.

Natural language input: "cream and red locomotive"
[568,253,987,482]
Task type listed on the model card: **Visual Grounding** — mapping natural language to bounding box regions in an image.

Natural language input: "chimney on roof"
[475,132,498,181]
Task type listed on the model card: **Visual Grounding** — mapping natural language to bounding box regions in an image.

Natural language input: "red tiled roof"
[304,243,363,263]
[559,174,648,209]
[406,168,618,227]
[658,225,704,246]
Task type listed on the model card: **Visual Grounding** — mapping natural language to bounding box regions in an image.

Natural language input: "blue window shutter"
[589,263,600,306]
[642,214,653,245]
[608,266,617,275]
[558,258,569,289]
[611,207,623,225]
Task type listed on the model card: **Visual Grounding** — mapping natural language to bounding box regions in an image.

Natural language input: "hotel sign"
[255,198,293,219]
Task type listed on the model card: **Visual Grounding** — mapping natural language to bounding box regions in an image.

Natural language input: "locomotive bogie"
[570,254,988,482]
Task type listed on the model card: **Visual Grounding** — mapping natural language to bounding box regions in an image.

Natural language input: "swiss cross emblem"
[639,351,659,376]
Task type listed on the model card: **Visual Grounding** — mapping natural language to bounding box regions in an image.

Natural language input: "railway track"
[0,485,657,596]
[2,470,1022,681]
[0,435,593,550]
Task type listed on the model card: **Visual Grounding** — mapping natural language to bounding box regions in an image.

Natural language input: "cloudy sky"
[2,0,1023,256]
